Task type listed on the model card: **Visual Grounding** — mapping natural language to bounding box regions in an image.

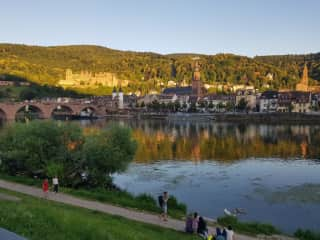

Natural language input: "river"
[77,119,320,234]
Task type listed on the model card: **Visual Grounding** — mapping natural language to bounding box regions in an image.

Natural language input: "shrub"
[217,216,281,235]
[294,229,320,240]
[0,121,137,188]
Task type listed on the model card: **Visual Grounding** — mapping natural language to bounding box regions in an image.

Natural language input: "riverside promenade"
[0,179,294,240]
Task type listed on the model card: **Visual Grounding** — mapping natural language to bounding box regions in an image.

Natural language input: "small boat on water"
[224,208,247,217]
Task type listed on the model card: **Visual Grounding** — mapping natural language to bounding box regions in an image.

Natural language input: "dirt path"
[0,179,293,240]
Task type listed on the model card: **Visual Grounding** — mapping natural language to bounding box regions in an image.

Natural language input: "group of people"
[158,191,235,240]
[185,212,209,237]
[185,212,235,240]
[42,176,59,198]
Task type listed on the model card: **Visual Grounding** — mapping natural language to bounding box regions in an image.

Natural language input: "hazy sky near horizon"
[1,0,319,56]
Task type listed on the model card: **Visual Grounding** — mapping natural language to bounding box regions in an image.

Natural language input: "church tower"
[301,63,308,86]
[296,63,309,92]
[191,59,203,97]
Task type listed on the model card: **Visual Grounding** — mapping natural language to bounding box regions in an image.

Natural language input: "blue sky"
[0,0,319,56]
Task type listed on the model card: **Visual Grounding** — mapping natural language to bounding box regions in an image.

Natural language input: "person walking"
[52,176,59,193]
[42,178,49,199]
[159,191,169,221]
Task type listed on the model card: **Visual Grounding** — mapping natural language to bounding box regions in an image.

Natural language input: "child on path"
[42,178,49,198]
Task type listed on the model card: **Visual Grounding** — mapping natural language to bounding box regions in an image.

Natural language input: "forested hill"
[0,43,319,94]
[254,53,320,83]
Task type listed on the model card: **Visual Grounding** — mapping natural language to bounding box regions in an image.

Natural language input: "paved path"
[0,228,26,240]
[0,179,292,240]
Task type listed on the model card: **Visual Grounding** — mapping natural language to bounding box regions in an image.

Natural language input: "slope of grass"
[294,229,320,240]
[0,173,186,219]
[0,188,197,240]
[217,216,281,236]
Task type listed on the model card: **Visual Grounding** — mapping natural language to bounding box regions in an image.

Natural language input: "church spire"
[191,57,203,97]
[296,62,309,92]
[302,62,308,85]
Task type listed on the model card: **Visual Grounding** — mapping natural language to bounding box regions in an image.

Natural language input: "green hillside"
[254,53,320,85]
[0,43,319,95]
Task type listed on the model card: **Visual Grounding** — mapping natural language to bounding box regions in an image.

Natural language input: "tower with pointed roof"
[118,87,124,109]
[296,63,309,92]
[191,59,203,97]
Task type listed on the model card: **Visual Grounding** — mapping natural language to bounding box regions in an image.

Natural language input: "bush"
[0,121,137,188]
[217,216,281,236]
[294,229,320,240]
[168,196,187,212]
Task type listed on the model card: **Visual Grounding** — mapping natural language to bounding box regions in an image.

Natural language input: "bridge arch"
[15,105,44,121]
[0,108,7,122]
[80,106,98,117]
[51,105,74,119]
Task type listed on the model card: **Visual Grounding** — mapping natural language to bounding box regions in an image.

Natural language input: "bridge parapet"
[0,101,110,120]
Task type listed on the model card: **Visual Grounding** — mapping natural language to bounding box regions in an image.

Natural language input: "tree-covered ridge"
[0,43,319,94]
[254,53,320,85]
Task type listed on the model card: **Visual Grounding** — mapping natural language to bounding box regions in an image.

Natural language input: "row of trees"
[0,121,137,188]
[0,81,88,101]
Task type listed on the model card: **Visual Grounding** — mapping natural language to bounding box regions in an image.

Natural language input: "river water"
[12,120,320,233]
[56,119,320,233]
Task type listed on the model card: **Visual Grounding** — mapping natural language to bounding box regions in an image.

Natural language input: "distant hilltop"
[0,43,319,95]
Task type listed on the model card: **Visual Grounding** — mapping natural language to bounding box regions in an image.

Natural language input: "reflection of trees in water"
[128,120,320,162]
[79,119,320,162]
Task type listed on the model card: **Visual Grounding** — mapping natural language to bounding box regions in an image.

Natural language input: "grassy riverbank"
[0,188,197,240]
[0,173,186,219]
[217,216,281,236]
[294,229,320,240]
[2,174,319,239]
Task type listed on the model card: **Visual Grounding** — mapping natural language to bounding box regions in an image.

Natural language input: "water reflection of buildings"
[79,119,320,162]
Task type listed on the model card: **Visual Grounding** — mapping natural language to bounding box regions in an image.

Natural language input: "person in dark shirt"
[197,216,208,238]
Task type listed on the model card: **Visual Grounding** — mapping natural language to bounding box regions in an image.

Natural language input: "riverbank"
[126,112,320,123]
[0,174,186,219]
[0,187,199,240]
[0,180,295,240]
[213,112,320,123]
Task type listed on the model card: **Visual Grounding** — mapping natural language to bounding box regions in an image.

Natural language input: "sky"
[0,0,319,56]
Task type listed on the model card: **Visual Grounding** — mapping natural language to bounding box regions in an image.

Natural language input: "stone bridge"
[0,101,112,120]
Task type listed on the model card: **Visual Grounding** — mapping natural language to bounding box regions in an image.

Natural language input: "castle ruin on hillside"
[58,69,129,88]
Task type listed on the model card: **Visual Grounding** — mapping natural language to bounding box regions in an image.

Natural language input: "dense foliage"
[294,229,320,240]
[0,121,137,187]
[1,44,319,95]
[255,53,320,84]
[0,82,88,102]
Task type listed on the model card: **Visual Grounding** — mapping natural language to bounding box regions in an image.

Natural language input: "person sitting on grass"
[185,214,194,233]
[192,212,199,233]
[215,227,226,240]
[197,216,209,238]
[225,225,235,240]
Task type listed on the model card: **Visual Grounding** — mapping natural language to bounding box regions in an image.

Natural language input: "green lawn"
[0,188,198,240]
[0,174,186,219]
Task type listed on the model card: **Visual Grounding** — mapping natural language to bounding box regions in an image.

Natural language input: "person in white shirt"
[225,225,235,240]
[52,176,59,193]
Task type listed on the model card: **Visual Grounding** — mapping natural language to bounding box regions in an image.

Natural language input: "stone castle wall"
[59,69,129,88]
